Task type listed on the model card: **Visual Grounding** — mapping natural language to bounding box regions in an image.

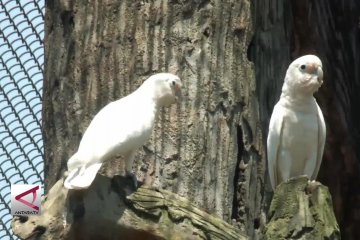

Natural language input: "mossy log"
[264,176,340,240]
[12,175,247,240]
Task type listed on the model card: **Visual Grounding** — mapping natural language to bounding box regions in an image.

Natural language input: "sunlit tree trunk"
[43,0,264,238]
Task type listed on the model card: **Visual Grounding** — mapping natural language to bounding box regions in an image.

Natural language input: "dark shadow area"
[252,0,360,238]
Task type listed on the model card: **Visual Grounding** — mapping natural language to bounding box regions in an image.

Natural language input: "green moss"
[264,177,340,240]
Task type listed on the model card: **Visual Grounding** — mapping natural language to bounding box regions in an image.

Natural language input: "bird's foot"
[305,179,321,194]
[125,171,138,189]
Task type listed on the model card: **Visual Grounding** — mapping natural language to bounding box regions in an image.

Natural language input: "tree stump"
[264,176,340,240]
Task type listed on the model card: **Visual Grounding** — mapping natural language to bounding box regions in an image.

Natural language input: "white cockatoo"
[267,55,326,190]
[64,73,182,189]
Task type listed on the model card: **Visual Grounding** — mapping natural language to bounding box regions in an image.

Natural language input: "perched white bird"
[64,73,182,189]
[267,55,326,190]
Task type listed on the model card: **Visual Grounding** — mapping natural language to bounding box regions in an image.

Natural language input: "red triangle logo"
[15,186,39,211]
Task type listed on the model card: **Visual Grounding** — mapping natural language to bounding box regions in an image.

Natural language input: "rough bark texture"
[41,0,360,239]
[43,0,263,239]
[264,177,340,240]
[12,175,247,240]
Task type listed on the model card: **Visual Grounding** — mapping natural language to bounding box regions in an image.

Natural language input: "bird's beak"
[307,64,323,85]
[306,63,318,74]
[316,66,324,84]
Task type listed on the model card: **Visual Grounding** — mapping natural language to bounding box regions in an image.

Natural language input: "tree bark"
[43,0,263,238]
[264,176,340,240]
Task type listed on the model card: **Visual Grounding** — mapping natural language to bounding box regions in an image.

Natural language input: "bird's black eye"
[172,80,176,86]
[300,64,306,70]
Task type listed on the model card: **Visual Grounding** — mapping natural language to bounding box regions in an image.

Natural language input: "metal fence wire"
[0,0,44,239]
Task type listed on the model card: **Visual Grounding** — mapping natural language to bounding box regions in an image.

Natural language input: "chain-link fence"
[0,0,44,239]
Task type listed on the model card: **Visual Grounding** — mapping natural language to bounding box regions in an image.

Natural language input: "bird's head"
[283,55,323,96]
[143,73,182,107]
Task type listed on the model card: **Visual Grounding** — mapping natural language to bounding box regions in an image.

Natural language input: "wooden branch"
[12,175,247,240]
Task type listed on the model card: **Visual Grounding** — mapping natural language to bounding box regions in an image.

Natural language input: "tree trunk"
[35,0,359,239]
[264,177,340,240]
[43,0,263,238]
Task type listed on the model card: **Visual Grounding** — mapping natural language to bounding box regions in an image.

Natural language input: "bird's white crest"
[267,55,326,190]
[64,73,182,189]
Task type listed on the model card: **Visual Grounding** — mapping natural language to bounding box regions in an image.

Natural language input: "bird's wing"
[311,103,326,179]
[64,93,154,190]
[67,152,83,171]
[267,104,285,190]
[77,100,131,154]
[64,162,103,189]
[63,102,128,190]
[77,95,151,161]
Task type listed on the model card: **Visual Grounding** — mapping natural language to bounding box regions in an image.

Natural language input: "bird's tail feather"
[64,163,103,189]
